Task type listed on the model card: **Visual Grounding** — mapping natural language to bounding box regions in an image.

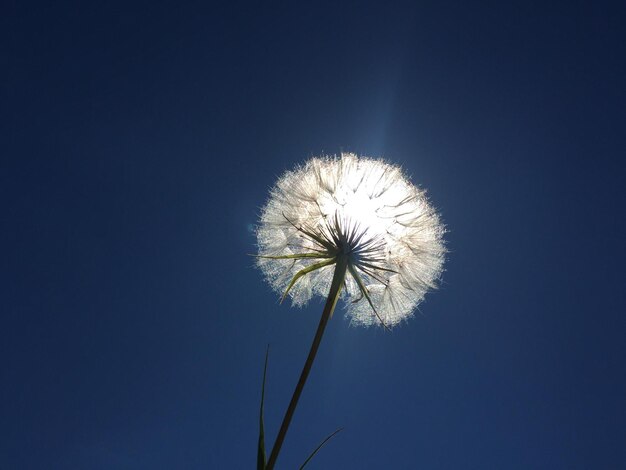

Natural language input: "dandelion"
[256,153,445,469]
[257,152,445,327]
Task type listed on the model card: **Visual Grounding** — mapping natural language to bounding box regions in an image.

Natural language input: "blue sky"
[3,1,626,469]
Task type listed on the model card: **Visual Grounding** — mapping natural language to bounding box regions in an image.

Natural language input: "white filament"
[256,153,445,327]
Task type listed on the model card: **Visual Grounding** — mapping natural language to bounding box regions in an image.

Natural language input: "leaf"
[298,428,344,470]
[347,264,391,331]
[257,346,270,470]
[280,257,336,303]
[256,253,332,260]
[282,213,336,251]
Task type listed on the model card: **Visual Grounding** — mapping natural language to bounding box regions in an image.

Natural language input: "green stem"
[266,257,348,470]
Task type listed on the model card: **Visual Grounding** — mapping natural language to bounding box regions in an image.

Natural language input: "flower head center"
[320,213,385,271]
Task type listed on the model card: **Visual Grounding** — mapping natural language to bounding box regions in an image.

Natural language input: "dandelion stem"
[266,257,348,470]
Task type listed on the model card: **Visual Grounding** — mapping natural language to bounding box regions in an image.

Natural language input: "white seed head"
[256,153,445,328]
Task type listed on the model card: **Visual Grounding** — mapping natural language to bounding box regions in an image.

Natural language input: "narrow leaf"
[298,428,344,470]
[282,213,336,251]
[281,257,336,303]
[257,345,270,470]
[256,253,332,260]
[348,264,391,331]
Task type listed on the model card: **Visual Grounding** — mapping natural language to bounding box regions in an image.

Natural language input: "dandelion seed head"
[256,153,445,328]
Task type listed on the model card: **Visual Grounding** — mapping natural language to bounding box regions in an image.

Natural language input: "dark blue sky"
[3,1,625,469]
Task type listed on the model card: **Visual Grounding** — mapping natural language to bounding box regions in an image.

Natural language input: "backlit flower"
[256,153,445,328]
